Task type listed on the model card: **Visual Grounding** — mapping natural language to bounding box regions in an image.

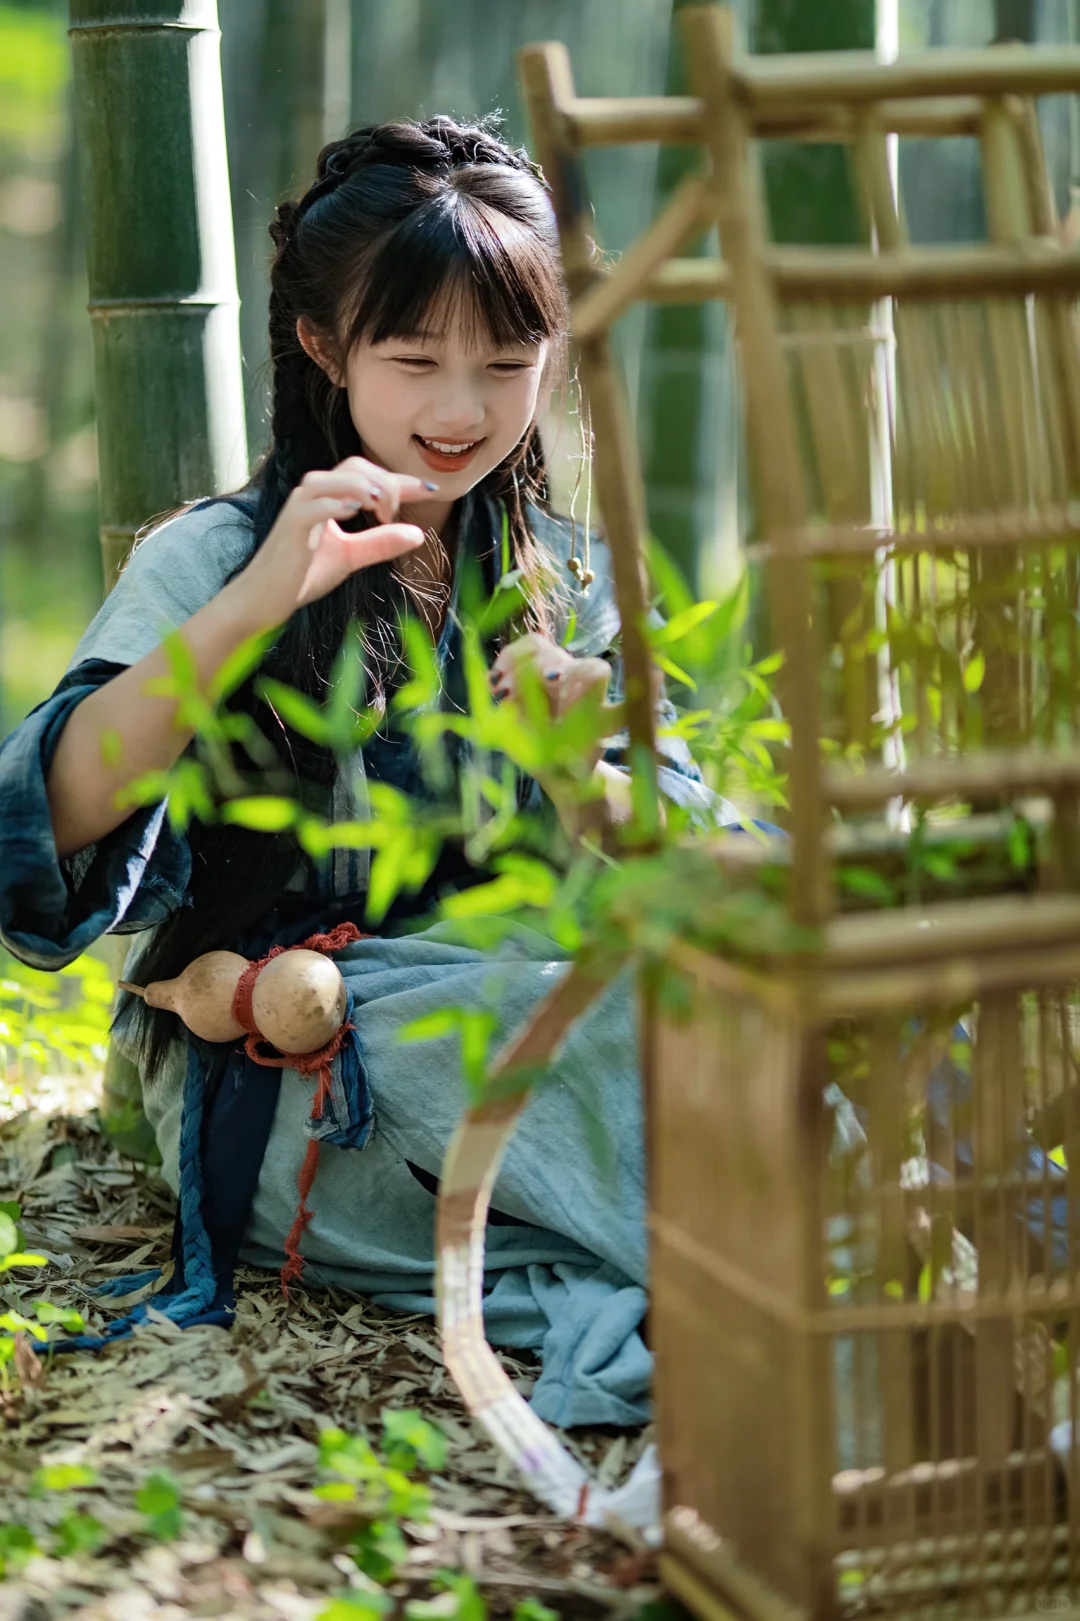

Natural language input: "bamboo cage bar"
[633,258,732,306]
[826,746,1080,810]
[571,174,711,341]
[652,1208,1080,1333]
[564,95,704,146]
[819,893,1080,968]
[734,44,1080,108]
[510,9,1080,1618]
[563,93,989,148]
[578,244,1080,329]
[746,505,1080,561]
[762,243,1080,301]
[682,4,826,927]
[519,43,659,784]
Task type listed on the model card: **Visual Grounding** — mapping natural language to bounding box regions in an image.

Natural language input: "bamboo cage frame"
[519,18,1080,931]
[511,11,1080,1620]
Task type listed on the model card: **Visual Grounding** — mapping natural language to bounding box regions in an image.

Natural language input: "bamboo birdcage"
[519,12,1080,1619]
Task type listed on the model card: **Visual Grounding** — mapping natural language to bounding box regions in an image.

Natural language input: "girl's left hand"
[489,633,611,716]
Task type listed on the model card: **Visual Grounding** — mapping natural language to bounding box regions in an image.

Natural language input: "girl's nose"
[431,386,486,431]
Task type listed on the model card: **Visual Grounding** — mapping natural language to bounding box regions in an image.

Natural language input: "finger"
[388,470,440,501]
[302,495,374,548]
[336,459,437,524]
[296,475,387,519]
[337,522,426,570]
[369,474,438,527]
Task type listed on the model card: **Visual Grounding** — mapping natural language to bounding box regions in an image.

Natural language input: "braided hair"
[124,115,571,1082]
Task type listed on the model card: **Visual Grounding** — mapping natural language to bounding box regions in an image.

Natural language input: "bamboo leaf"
[647,600,719,648]
[208,626,279,701]
[256,678,334,746]
[652,651,696,689]
[396,1008,463,1044]
[220,796,299,832]
[962,650,986,693]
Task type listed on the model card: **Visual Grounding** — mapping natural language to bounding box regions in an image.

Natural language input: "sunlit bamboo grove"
[1,0,1078,740]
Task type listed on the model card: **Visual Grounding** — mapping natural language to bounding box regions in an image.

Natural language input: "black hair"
[122,115,570,1083]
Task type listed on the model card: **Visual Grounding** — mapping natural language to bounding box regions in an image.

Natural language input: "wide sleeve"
[0,499,255,971]
[0,661,192,970]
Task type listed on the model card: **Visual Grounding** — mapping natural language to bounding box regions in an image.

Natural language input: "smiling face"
[293,178,567,528]
[333,317,549,491]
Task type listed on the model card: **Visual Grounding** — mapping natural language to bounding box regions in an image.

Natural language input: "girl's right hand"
[237,456,433,623]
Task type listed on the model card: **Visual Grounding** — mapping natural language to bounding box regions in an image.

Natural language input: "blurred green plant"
[0,949,114,1090]
[0,1520,37,1578]
[0,1199,79,1387]
[0,4,68,151]
[110,544,788,926]
[135,1472,183,1541]
[103,545,796,1113]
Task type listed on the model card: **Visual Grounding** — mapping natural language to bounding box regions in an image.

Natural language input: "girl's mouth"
[413,435,485,474]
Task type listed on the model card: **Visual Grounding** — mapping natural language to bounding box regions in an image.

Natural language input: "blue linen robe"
[0,490,731,1427]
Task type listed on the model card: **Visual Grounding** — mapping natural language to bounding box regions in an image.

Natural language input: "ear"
[296,316,345,387]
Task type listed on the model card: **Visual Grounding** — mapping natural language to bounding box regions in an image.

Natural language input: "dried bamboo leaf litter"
[0,1099,658,1620]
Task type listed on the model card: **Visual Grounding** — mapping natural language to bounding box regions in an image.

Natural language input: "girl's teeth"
[424,439,475,454]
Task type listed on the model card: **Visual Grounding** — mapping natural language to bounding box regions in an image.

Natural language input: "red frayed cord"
[229,920,367,1296]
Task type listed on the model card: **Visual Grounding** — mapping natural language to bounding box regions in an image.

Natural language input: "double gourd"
[120,949,347,1054]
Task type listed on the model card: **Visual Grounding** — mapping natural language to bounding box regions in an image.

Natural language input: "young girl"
[0,117,721,1428]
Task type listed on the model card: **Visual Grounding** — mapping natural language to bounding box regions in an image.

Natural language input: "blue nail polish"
[545,671,560,681]
[423,480,440,491]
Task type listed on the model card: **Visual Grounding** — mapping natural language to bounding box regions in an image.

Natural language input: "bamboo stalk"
[69,0,247,1161]
[69,0,248,588]
[819,946,1080,1015]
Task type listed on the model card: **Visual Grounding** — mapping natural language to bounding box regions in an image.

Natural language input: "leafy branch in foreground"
[98,546,795,1096]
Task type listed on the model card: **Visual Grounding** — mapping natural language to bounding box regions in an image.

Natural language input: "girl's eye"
[394,356,436,369]
[490,361,530,375]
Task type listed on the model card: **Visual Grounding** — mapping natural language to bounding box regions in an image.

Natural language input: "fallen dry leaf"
[71,1223,172,1244]
[0,1090,658,1620]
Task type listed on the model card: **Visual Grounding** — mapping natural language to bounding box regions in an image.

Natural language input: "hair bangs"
[344,187,566,354]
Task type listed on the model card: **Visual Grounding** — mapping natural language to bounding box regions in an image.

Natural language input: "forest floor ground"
[0,1088,662,1621]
